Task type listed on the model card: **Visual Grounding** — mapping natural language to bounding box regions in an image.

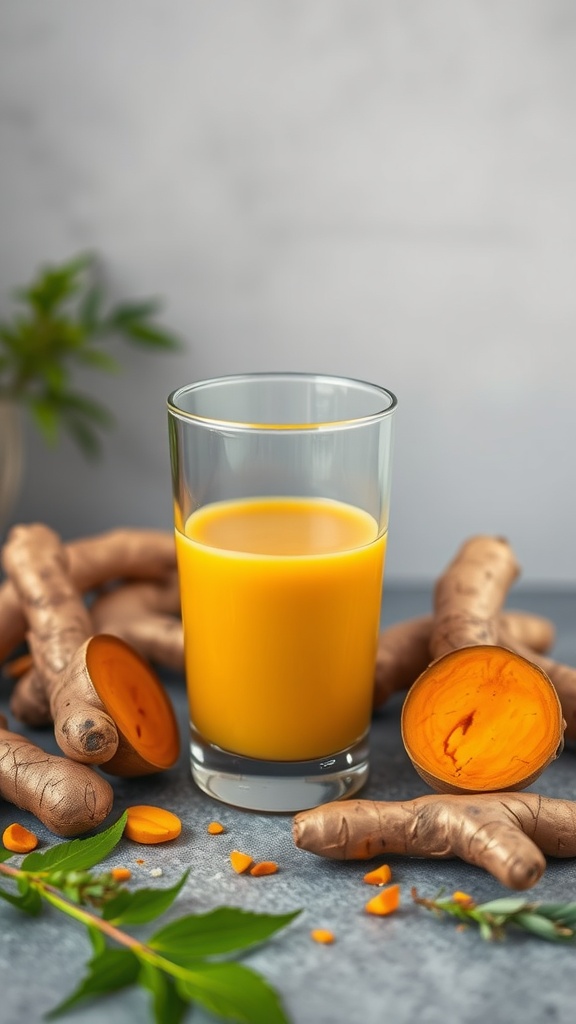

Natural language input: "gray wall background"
[1,1,575,586]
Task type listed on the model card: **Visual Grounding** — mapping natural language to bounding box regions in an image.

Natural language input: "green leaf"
[119,321,181,350]
[21,812,127,874]
[29,398,61,444]
[0,848,15,863]
[514,912,576,943]
[106,299,163,325]
[75,348,120,373]
[87,924,107,956]
[46,947,140,1018]
[150,907,300,960]
[534,902,576,926]
[177,961,289,1024]
[103,871,189,925]
[477,897,529,915]
[139,962,189,1024]
[0,881,42,915]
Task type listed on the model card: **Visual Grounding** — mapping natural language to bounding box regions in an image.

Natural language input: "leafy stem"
[0,814,299,1023]
[412,887,576,943]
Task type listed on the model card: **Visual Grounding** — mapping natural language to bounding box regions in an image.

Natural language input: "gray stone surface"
[1,586,576,1024]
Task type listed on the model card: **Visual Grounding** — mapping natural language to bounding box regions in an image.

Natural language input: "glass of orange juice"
[167,373,397,811]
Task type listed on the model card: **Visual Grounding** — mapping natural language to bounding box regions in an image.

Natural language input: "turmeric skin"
[2,822,38,854]
[292,792,576,890]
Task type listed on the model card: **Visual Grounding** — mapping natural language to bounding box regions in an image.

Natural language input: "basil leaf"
[46,948,139,1018]
[176,961,290,1024]
[103,871,189,925]
[139,962,189,1024]
[21,813,127,873]
[150,907,300,959]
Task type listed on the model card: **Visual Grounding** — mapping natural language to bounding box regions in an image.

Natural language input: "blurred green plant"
[0,253,181,458]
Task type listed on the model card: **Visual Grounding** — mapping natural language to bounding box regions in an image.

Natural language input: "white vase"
[0,399,23,542]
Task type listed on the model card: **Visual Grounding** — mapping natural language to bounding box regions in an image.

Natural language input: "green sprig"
[412,887,576,943]
[0,813,299,1023]
[0,252,181,457]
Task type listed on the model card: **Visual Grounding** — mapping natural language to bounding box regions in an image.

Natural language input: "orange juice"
[175,496,386,761]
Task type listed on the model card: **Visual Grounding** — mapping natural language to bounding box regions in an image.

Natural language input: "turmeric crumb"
[110,867,132,881]
[249,860,279,877]
[452,890,475,907]
[135,858,145,864]
[365,884,401,917]
[229,850,254,874]
[2,822,38,854]
[207,821,225,835]
[311,928,335,945]
[363,863,392,886]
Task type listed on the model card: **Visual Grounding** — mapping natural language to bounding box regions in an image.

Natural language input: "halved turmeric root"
[401,644,564,793]
[2,524,180,775]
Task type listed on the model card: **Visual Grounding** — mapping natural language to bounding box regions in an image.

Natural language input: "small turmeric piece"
[311,929,335,944]
[110,867,132,882]
[229,850,254,874]
[207,821,225,835]
[365,884,400,917]
[452,891,475,907]
[249,860,279,877]
[124,805,182,844]
[363,864,392,886]
[2,822,38,854]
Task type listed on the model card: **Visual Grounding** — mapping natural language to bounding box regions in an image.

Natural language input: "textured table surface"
[2,585,576,1024]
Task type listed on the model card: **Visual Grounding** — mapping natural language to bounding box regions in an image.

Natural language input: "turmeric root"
[401,645,564,794]
[430,535,521,658]
[0,714,113,837]
[293,792,576,890]
[2,523,119,763]
[90,575,184,672]
[2,524,180,776]
[373,610,556,709]
[9,667,53,728]
[0,527,177,665]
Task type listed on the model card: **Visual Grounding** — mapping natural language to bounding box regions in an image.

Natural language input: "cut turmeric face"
[85,634,180,776]
[401,645,564,794]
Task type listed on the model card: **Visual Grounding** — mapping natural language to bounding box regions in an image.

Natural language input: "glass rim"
[167,371,398,432]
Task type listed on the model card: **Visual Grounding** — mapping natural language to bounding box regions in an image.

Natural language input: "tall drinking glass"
[167,373,397,811]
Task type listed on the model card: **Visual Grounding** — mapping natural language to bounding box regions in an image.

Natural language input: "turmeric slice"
[365,884,400,917]
[124,805,182,844]
[2,822,38,854]
[401,644,564,794]
[249,861,279,877]
[363,864,392,886]
[207,821,225,835]
[229,850,254,874]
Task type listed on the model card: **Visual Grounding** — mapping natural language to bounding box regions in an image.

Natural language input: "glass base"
[190,726,370,812]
